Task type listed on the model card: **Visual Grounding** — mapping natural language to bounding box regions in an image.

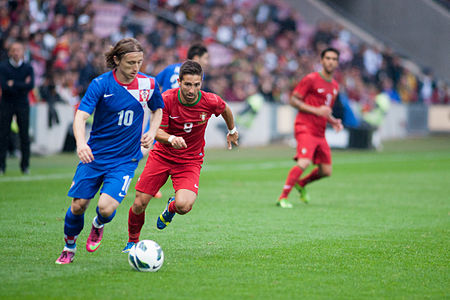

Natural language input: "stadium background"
[0,1,449,299]
[1,0,449,155]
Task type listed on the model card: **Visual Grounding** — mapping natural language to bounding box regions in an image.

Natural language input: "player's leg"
[295,138,332,203]
[122,190,153,253]
[157,163,200,229]
[86,194,120,253]
[56,163,102,264]
[124,153,170,251]
[277,133,314,207]
[87,162,137,253]
[157,189,197,230]
[55,198,91,264]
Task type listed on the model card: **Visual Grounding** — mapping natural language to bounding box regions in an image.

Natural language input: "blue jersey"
[156,63,182,93]
[78,71,164,167]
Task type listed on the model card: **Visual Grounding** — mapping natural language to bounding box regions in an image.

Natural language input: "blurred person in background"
[277,47,343,208]
[156,43,209,93]
[0,40,34,175]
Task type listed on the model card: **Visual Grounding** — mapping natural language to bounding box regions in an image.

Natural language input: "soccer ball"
[128,240,164,272]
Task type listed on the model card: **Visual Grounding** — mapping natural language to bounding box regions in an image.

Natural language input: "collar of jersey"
[178,89,201,107]
[318,71,333,83]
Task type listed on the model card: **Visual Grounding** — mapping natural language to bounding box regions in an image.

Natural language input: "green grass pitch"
[0,136,449,299]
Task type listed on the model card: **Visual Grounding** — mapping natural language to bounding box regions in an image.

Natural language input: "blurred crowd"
[1,0,449,126]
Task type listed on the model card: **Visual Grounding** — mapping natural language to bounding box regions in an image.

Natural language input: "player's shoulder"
[136,72,155,80]
[92,71,113,84]
[162,88,179,100]
[200,90,223,103]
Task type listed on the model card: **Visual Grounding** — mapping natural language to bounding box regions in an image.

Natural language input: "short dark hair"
[320,47,340,59]
[187,43,208,60]
[179,60,203,81]
[104,38,143,69]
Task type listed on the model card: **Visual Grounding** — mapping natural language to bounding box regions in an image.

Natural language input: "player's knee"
[320,168,332,177]
[71,199,88,214]
[97,205,115,217]
[133,193,151,214]
[176,204,192,215]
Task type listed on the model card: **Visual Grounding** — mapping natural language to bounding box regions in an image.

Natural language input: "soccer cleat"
[122,242,136,253]
[55,249,76,264]
[86,225,104,252]
[157,197,175,230]
[295,183,310,204]
[276,198,293,208]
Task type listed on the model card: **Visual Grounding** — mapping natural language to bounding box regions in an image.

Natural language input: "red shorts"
[135,151,201,196]
[294,132,332,165]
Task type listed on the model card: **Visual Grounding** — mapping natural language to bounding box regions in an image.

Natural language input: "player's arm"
[73,110,94,163]
[221,104,239,150]
[141,108,163,149]
[156,128,187,149]
[290,91,331,117]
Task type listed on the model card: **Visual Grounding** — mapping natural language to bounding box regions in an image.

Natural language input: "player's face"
[9,43,24,63]
[321,51,339,75]
[178,74,202,104]
[114,51,143,83]
[196,53,209,69]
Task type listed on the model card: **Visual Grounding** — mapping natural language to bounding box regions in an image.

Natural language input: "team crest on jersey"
[139,89,150,102]
[200,112,207,121]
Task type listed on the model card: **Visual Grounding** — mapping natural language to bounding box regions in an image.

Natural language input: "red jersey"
[152,88,226,164]
[293,72,339,137]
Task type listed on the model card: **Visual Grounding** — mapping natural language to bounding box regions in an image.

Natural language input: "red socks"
[280,166,303,199]
[298,167,321,187]
[128,207,145,243]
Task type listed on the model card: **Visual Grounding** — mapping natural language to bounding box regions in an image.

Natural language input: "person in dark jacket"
[0,41,34,175]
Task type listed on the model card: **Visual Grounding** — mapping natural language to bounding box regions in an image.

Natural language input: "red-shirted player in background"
[122,60,239,252]
[277,47,343,208]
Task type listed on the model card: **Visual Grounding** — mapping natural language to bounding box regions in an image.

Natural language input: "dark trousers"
[0,101,30,172]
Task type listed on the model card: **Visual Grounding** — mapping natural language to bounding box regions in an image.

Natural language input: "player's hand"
[332,119,343,132]
[226,131,239,150]
[316,105,332,117]
[77,143,94,163]
[7,80,13,87]
[170,136,187,149]
[141,132,155,149]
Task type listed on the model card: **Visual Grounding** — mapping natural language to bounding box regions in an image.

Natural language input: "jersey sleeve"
[148,80,164,111]
[212,94,227,117]
[159,94,169,128]
[78,78,103,114]
[293,74,312,99]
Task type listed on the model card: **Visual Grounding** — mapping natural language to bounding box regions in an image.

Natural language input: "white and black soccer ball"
[128,240,164,272]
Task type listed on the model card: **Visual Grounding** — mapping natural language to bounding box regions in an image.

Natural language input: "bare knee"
[71,199,89,215]
[297,159,311,170]
[132,191,152,214]
[175,202,193,215]
[319,165,332,177]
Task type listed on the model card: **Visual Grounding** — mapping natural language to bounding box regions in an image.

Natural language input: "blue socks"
[94,206,116,227]
[64,207,84,249]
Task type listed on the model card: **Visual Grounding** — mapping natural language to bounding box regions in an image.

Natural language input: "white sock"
[93,216,104,229]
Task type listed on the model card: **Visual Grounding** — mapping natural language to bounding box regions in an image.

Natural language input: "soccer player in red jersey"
[122,60,239,252]
[277,47,343,208]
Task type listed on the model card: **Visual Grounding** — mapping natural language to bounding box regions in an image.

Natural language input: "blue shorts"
[68,161,138,203]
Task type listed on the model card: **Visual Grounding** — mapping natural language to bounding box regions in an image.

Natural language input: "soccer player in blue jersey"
[156,43,209,93]
[55,38,164,265]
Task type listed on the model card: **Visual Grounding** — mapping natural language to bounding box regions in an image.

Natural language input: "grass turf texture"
[0,136,448,299]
